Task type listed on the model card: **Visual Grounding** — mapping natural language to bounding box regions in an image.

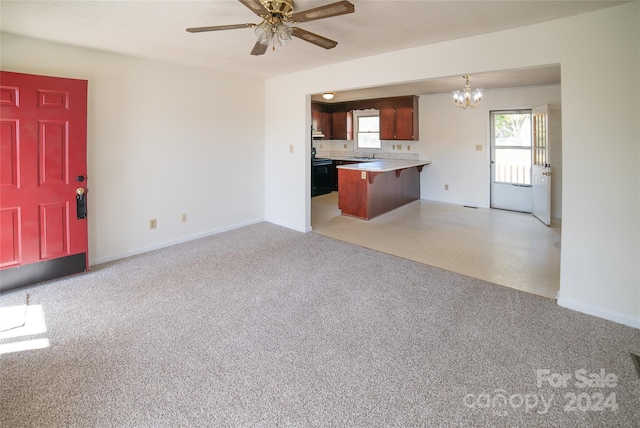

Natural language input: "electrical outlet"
[289,144,294,153]
[407,145,411,151]
[444,184,449,191]
[397,144,402,150]
[344,144,347,149]
[476,144,483,151]
[320,144,322,149]
[181,213,187,223]
[361,171,366,180]
[393,145,396,150]
[149,218,157,229]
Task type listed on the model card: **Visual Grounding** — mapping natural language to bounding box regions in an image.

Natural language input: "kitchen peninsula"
[337,159,431,220]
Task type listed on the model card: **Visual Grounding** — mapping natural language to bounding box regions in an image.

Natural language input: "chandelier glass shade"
[255,19,293,47]
[452,75,483,109]
[276,23,293,46]
[254,21,273,45]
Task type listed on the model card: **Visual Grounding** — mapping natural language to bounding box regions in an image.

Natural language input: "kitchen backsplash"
[313,148,419,161]
[313,139,420,161]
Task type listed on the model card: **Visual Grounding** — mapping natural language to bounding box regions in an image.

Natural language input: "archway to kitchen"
[309,68,562,299]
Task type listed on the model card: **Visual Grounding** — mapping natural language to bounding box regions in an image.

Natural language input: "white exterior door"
[490,110,532,212]
[532,105,551,225]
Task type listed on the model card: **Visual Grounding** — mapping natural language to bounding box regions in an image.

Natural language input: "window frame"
[354,109,382,151]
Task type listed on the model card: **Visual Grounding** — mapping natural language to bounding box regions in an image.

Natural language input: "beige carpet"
[1,223,637,427]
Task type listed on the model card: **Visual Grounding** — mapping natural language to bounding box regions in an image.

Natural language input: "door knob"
[76,188,87,219]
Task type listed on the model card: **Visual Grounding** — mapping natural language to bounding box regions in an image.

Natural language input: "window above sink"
[355,109,381,150]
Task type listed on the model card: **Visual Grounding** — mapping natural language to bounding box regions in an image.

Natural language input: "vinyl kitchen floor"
[311,192,561,299]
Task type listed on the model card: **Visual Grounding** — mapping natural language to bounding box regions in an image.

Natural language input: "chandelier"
[452,75,483,109]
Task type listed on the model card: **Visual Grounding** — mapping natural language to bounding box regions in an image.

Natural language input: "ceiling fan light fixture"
[453,75,483,109]
[322,92,335,100]
[187,0,355,56]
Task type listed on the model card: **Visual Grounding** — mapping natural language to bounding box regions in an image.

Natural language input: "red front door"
[1,71,88,291]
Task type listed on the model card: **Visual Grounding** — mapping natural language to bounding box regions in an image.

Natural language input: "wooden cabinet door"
[379,107,396,140]
[312,109,321,133]
[321,112,332,137]
[332,161,340,191]
[331,111,353,140]
[395,107,415,140]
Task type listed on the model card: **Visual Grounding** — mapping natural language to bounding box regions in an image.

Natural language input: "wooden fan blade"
[250,41,269,56]
[290,0,354,23]
[238,0,271,17]
[186,23,254,33]
[291,27,338,49]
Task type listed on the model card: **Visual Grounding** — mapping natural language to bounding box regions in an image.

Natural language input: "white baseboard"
[264,217,308,233]
[557,296,640,329]
[90,218,265,266]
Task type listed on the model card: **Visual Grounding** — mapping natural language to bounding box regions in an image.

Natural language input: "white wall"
[419,84,562,218]
[1,33,266,264]
[264,4,639,327]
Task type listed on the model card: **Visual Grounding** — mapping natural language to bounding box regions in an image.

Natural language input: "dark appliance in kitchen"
[311,146,333,197]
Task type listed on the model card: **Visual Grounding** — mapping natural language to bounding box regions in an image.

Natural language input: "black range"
[311,157,333,197]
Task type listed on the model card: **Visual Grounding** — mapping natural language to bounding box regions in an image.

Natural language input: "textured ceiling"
[1,0,624,81]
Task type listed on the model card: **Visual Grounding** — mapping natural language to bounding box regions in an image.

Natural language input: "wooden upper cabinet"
[379,96,419,141]
[311,102,332,136]
[312,95,417,141]
[321,111,332,137]
[311,102,353,140]
[394,107,415,140]
[311,103,322,133]
[331,110,353,140]
[379,108,396,140]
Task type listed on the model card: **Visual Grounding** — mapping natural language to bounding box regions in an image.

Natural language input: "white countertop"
[336,159,432,172]
[330,156,377,162]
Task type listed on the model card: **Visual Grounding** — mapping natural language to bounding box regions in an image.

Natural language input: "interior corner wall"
[264,3,639,327]
[1,33,266,264]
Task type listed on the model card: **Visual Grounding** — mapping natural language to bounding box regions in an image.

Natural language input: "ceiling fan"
[186,0,355,56]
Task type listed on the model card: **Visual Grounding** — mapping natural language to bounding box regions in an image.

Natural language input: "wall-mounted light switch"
[476,144,483,151]
[289,144,294,153]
